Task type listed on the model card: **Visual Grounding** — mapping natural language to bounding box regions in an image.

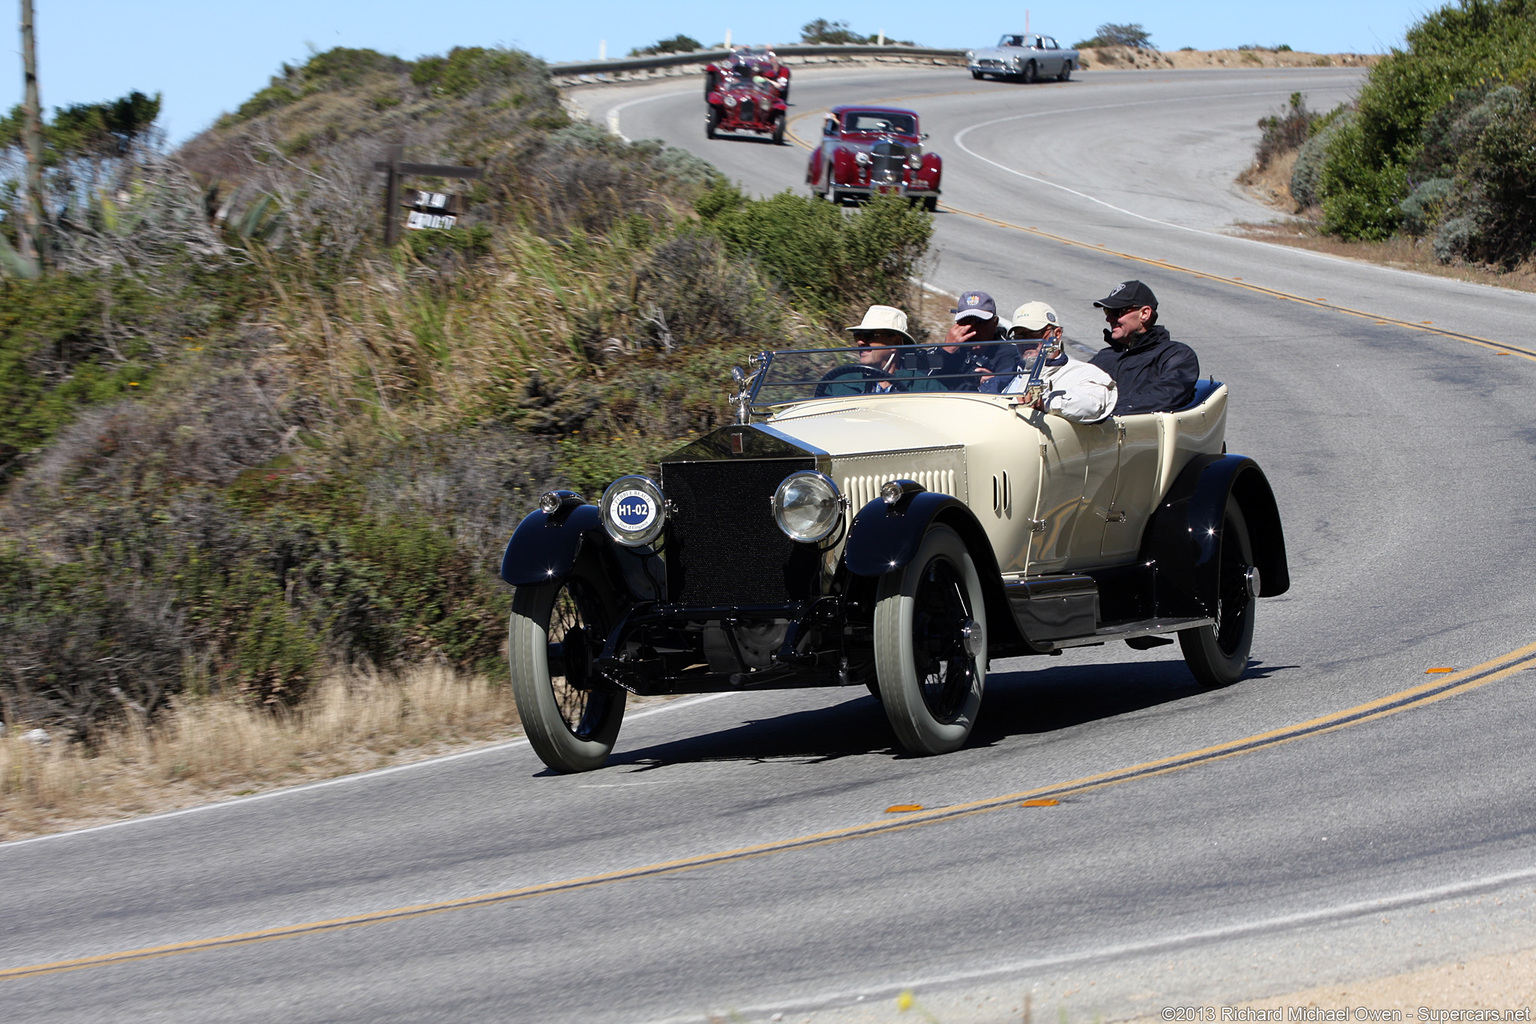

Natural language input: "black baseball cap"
[1093,280,1158,311]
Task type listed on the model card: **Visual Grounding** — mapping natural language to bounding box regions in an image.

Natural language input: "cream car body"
[500,344,1286,773]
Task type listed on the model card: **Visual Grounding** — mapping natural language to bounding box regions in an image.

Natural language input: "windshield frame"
[743,340,1012,413]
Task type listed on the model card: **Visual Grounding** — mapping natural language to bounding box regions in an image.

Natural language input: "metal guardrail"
[548,44,967,80]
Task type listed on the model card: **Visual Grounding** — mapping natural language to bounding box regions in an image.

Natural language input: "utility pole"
[19,0,46,266]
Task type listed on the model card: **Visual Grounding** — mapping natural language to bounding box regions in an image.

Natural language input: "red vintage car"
[703,45,791,99]
[806,105,943,210]
[705,70,788,143]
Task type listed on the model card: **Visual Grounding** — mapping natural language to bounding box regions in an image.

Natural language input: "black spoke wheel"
[874,524,987,755]
[1179,497,1257,687]
[1058,61,1073,81]
[706,106,720,140]
[1021,61,1038,83]
[509,570,626,772]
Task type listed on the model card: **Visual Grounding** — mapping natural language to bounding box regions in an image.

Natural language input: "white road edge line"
[642,863,1536,1024]
[1,692,737,849]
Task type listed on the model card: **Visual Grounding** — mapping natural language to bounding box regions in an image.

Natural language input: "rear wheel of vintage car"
[874,524,987,755]
[706,106,720,140]
[509,570,627,773]
[1178,498,1257,687]
[1058,61,1074,81]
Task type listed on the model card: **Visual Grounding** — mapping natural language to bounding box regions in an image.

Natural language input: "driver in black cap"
[1089,280,1199,414]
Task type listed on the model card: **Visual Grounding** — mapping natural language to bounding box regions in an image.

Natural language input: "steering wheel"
[815,363,897,397]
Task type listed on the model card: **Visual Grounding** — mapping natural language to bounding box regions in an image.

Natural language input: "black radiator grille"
[661,457,817,605]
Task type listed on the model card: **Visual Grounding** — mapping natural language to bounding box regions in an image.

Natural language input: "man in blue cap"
[1089,280,1199,414]
[925,289,1003,390]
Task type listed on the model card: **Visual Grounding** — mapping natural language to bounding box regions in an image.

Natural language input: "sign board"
[407,210,458,230]
[403,189,467,230]
[372,148,482,245]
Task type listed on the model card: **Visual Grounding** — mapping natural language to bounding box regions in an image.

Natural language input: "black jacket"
[1089,324,1199,415]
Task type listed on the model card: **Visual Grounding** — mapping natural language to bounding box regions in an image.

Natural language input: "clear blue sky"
[2,0,1431,144]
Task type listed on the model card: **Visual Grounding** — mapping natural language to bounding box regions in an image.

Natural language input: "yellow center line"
[6,640,1536,983]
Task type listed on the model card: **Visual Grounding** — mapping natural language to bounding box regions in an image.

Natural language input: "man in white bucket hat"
[826,305,944,395]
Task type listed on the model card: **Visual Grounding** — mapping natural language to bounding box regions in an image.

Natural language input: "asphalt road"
[5,65,1536,1024]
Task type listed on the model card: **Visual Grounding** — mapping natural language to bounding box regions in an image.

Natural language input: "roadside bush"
[634,231,780,351]
[697,185,932,318]
[1253,93,1319,171]
[1431,80,1536,265]
[1315,0,1536,245]
[1291,108,1352,208]
[1318,116,1407,240]
[1398,177,1454,236]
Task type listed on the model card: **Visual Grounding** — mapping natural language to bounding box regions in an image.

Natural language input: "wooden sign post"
[372,146,483,245]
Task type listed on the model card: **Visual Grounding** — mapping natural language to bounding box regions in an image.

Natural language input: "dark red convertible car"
[703,45,790,99]
[806,105,942,209]
[705,66,788,143]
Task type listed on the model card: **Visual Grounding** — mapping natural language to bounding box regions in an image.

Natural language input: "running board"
[1038,616,1215,651]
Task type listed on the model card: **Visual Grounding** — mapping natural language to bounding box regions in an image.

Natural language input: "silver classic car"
[500,342,1288,773]
[967,34,1079,82]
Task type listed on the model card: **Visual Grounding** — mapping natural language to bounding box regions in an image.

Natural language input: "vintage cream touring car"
[500,343,1289,773]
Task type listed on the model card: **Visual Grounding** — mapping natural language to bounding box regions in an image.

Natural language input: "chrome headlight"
[600,475,666,547]
[773,471,842,543]
[907,154,922,169]
[856,151,871,165]
[724,95,738,107]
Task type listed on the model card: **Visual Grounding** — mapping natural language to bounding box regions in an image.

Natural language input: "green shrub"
[1291,108,1352,208]
[1399,177,1454,235]
[1432,80,1536,264]
[697,185,931,316]
[1316,0,1536,244]
[1318,116,1408,239]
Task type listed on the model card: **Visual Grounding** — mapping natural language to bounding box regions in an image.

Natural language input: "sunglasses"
[1102,307,1136,319]
[1006,328,1048,342]
[854,331,903,346]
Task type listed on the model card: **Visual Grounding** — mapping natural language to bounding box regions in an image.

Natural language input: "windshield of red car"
[845,113,916,134]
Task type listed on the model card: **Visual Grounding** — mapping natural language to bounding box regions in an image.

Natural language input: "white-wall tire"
[509,573,626,772]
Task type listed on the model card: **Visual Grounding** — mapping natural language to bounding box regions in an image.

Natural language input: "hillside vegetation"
[0,45,932,742]
[1257,0,1536,269]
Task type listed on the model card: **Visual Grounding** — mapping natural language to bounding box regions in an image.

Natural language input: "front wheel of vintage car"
[770,113,785,145]
[874,524,987,755]
[509,572,627,773]
[1178,498,1257,687]
[1058,61,1073,81]
[705,106,720,140]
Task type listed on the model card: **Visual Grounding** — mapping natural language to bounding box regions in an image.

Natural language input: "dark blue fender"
[499,503,604,587]
[1140,454,1290,617]
[843,488,1018,643]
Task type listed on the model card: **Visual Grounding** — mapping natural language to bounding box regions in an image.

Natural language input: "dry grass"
[1232,218,1536,295]
[1234,155,1536,296]
[0,664,526,844]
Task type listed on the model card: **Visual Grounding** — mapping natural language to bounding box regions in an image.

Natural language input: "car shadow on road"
[973,656,1293,744]
[599,657,1293,770]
